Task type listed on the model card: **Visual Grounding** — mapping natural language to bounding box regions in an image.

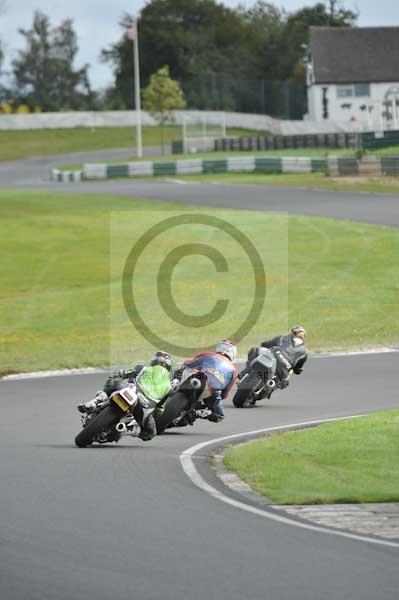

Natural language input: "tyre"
[155,392,189,434]
[232,373,261,408]
[75,404,123,447]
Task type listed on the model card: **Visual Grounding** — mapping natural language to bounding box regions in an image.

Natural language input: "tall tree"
[12,10,93,111]
[101,0,253,109]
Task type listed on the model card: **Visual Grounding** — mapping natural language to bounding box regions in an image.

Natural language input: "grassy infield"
[2,126,399,504]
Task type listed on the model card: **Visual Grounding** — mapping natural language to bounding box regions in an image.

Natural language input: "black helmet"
[150,351,173,372]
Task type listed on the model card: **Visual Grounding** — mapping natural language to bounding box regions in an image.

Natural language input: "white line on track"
[180,415,399,549]
[1,347,398,381]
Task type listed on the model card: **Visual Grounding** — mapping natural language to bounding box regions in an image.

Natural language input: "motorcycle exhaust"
[116,422,127,433]
[266,379,276,388]
[188,377,202,389]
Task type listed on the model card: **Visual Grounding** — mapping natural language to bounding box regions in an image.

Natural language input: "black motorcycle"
[232,348,279,408]
[155,370,212,434]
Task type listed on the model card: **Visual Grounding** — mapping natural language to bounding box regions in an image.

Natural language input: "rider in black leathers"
[246,326,308,393]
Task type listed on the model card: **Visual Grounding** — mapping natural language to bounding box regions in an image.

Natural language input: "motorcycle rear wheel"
[75,404,123,447]
[232,372,263,408]
[155,392,189,434]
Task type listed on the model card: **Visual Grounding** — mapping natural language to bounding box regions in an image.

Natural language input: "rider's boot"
[138,413,157,441]
[78,390,108,414]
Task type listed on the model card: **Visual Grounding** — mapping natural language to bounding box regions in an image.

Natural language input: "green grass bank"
[223,410,399,504]
[0,126,259,161]
[1,190,398,373]
[179,172,399,194]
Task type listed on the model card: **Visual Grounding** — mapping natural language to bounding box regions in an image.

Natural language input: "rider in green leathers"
[78,351,174,441]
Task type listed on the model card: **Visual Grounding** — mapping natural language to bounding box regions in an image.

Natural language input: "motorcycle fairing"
[183,352,237,394]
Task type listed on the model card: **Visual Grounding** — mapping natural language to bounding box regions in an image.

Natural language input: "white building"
[306,27,399,130]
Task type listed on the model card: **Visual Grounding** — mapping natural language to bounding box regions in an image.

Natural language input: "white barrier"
[0,109,367,135]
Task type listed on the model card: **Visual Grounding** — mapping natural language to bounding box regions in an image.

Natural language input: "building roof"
[310,27,399,84]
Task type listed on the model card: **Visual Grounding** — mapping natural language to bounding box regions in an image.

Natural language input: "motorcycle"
[74,378,158,447]
[74,370,212,446]
[155,369,213,434]
[232,347,279,408]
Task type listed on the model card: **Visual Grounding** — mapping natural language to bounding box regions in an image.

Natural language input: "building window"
[337,85,353,98]
[354,83,370,97]
[337,84,370,98]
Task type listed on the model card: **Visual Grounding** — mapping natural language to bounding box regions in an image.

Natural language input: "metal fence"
[361,130,399,150]
[179,76,307,120]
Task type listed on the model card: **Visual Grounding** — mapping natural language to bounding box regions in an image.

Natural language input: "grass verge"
[177,172,399,194]
[223,410,399,504]
[0,126,259,161]
[1,190,398,372]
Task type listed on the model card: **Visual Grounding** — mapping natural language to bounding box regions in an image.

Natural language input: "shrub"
[15,104,30,114]
[0,102,13,114]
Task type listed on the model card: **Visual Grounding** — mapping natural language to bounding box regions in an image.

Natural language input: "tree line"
[0,0,357,117]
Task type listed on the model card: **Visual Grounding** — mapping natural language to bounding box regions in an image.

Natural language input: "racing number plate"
[112,394,130,412]
[112,387,137,412]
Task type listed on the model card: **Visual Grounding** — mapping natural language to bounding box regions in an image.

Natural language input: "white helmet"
[291,325,306,339]
[216,339,237,362]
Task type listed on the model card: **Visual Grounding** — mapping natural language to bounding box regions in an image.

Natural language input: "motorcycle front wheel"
[75,404,124,447]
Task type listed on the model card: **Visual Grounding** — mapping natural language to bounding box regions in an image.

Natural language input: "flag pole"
[128,19,143,158]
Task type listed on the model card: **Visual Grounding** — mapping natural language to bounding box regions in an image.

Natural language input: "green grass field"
[1,190,398,373]
[177,172,399,194]
[223,410,399,504]
[0,126,260,161]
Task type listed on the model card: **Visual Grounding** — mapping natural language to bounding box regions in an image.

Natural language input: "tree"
[325,0,358,25]
[0,1,8,99]
[101,0,357,117]
[280,1,358,82]
[101,1,253,110]
[142,65,186,153]
[12,10,93,111]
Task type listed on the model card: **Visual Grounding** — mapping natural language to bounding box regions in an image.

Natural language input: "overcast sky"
[1,0,398,89]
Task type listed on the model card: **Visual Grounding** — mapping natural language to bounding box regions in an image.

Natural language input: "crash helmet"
[216,339,237,362]
[150,351,173,373]
[291,325,306,340]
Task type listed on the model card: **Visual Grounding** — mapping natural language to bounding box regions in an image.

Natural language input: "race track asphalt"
[1,153,399,599]
[2,151,399,226]
[1,354,398,600]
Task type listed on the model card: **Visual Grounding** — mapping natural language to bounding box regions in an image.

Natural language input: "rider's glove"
[112,369,124,379]
[247,346,259,362]
[171,378,180,391]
